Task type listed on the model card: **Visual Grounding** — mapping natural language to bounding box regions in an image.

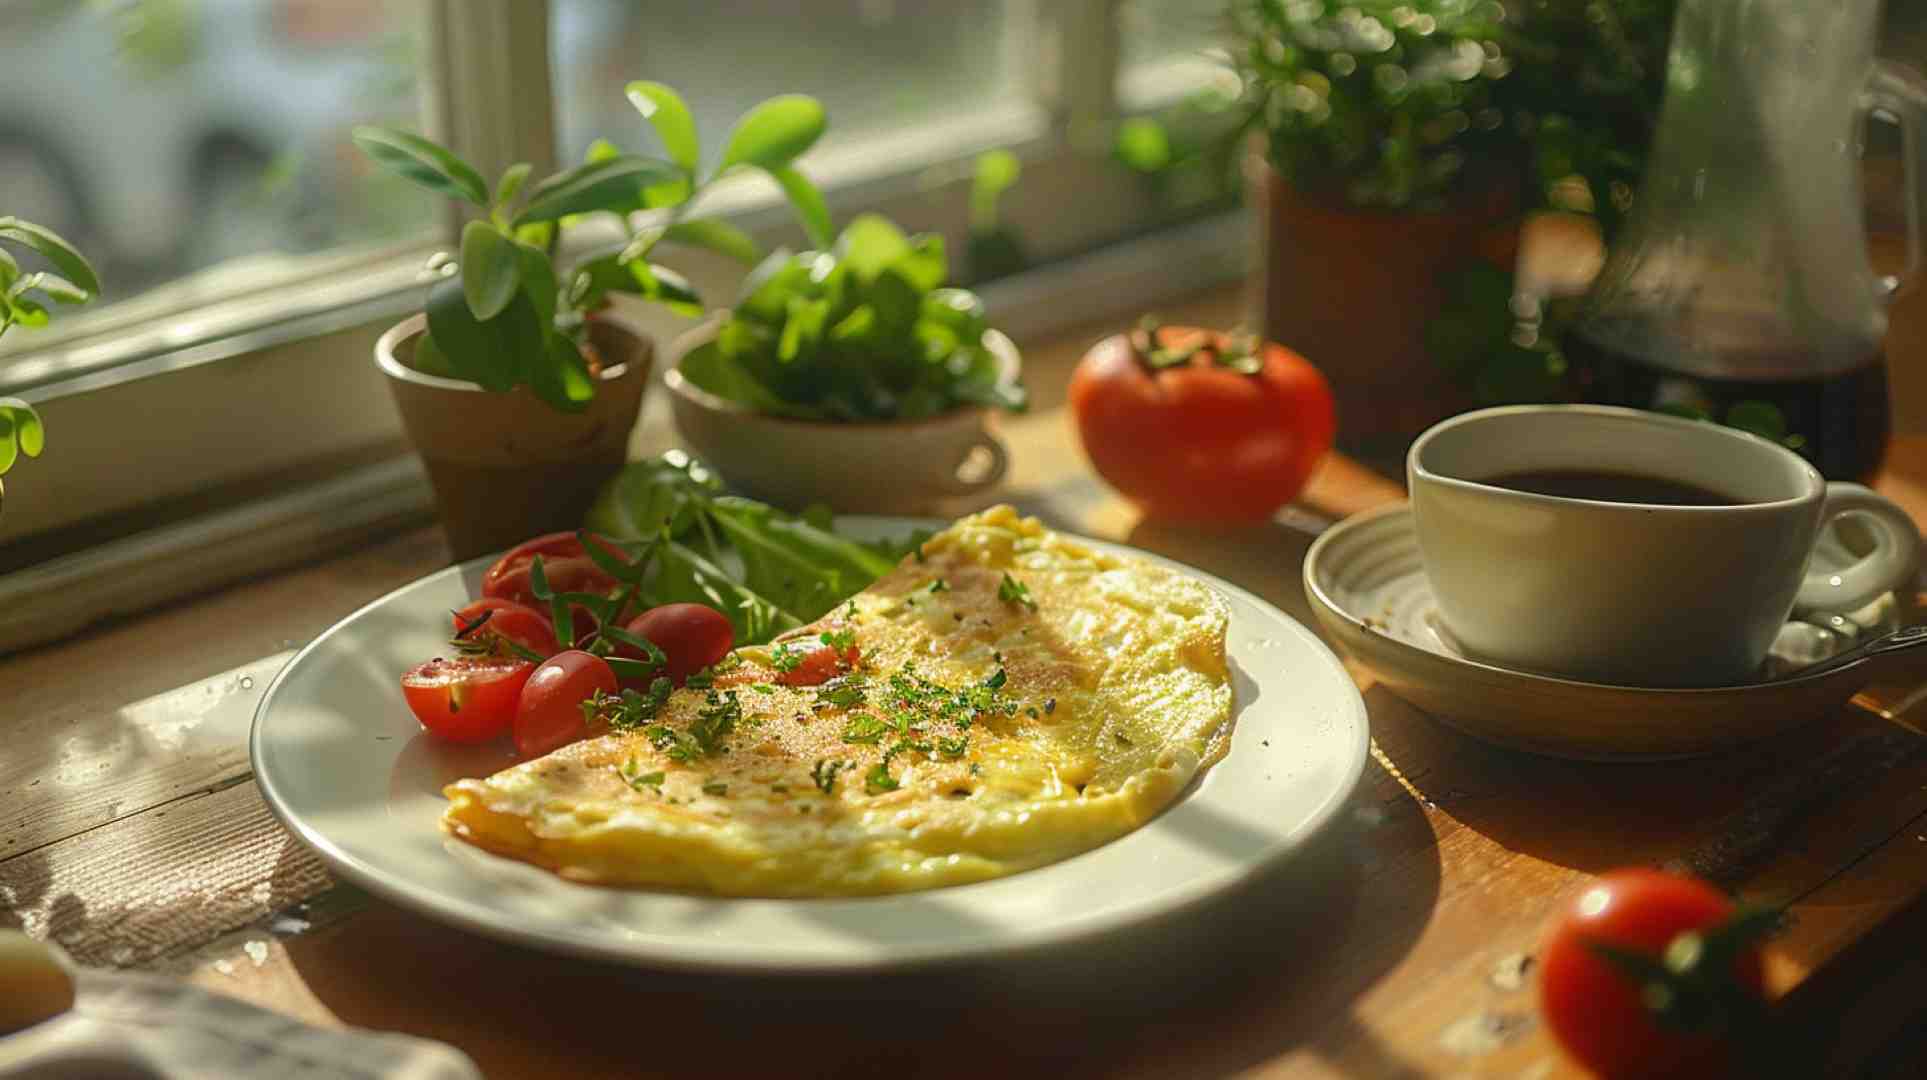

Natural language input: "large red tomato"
[1539,869,1771,1079]
[1069,325,1336,522]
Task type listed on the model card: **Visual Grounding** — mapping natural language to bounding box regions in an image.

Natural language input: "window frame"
[0,0,1246,645]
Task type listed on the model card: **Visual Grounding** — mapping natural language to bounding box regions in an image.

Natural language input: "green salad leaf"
[581,452,926,643]
[676,214,1027,421]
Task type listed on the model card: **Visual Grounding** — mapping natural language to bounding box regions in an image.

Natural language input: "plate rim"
[252,518,1371,973]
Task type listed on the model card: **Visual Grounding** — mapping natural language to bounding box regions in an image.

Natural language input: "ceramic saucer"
[1303,504,1917,761]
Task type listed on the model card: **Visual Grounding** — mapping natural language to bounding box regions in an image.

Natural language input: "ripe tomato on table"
[481,531,634,643]
[1539,869,1773,1079]
[400,656,534,743]
[1069,323,1336,521]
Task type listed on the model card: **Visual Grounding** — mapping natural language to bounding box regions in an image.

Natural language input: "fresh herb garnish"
[982,667,1008,690]
[448,607,547,664]
[619,759,665,792]
[701,781,729,796]
[751,683,776,694]
[811,758,848,795]
[584,678,675,733]
[690,690,742,755]
[997,573,1037,611]
[864,762,900,794]
[771,643,803,673]
[937,735,969,758]
[814,676,867,711]
[841,714,890,745]
[820,627,856,652]
[927,579,949,593]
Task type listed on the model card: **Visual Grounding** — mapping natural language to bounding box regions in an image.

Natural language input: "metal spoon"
[1766,623,1927,686]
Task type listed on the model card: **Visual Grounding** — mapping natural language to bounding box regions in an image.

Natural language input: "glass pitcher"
[1569,0,1927,480]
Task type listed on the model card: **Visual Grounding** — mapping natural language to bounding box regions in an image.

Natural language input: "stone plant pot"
[1250,155,1518,472]
[375,313,652,561]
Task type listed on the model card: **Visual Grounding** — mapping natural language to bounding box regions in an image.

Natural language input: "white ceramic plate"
[252,518,1369,973]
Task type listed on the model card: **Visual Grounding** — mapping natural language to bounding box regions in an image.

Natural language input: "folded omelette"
[443,505,1234,897]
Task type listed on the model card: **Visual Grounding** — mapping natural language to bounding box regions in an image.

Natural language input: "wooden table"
[6,288,1927,1078]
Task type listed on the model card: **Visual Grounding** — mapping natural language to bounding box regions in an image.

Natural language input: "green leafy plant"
[0,217,100,495]
[1233,0,1674,216]
[965,150,1027,281]
[578,451,926,644]
[679,213,1026,421]
[354,85,830,412]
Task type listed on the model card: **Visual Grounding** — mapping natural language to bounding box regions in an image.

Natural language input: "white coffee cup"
[1409,405,1921,687]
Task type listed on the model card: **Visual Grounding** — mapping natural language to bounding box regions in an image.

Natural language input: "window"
[0,0,437,360]
[0,0,1244,646]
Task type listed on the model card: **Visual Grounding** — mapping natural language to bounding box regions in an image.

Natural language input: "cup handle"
[1793,482,1922,614]
[940,432,1010,495]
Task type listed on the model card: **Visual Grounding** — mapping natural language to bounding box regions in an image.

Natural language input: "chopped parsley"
[770,642,803,673]
[814,676,867,711]
[585,678,674,734]
[690,690,742,755]
[811,759,847,794]
[927,578,949,593]
[937,735,969,758]
[864,762,900,794]
[840,714,890,745]
[820,627,856,652]
[701,781,729,796]
[619,759,665,792]
[750,683,776,695]
[998,572,1037,611]
[845,600,858,620]
[982,667,1007,690]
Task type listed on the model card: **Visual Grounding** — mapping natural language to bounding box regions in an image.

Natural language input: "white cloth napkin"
[0,968,480,1080]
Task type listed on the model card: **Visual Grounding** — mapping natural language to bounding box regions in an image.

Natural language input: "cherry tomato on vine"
[1540,869,1771,1080]
[400,656,534,743]
[451,598,560,659]
[1069,323,1336,521]
[623,603,734,685]
[481,532,635,643]
[513,650,619,758]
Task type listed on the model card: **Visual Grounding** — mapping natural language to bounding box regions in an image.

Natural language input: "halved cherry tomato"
[1540,869,1769,1079]
[451,598,560,659]
[481,532,635,643]
[624,603,734,685]
[1070,325,1336,521]
[772,631,860,687]
[401,656,534,743]
[513,649,618,758]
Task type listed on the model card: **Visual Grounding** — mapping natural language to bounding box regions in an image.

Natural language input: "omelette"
[442,505,1235,896]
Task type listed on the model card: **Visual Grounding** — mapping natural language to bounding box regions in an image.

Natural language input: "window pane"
[1119,0,1227,73]
[551,1,1023,166]
[0,0,435,357]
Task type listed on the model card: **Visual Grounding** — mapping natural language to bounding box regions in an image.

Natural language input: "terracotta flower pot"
[375,313,652,562]
[1250,155,1519,472]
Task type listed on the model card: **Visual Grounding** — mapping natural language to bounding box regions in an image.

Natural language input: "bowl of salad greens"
[664,213,1025,512]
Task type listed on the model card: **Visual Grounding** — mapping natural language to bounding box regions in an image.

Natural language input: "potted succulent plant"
[664,212,1026,513]
[1230,0,1671,467]
[0,217,99,516]
[358,83,831,559]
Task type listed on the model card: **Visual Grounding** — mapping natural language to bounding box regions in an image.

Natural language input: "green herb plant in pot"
[0,217,99,518]
[665,212,1026,513]
[359,84,831,559]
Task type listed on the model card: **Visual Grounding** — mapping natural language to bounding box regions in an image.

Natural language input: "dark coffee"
[1482,468,1743,506]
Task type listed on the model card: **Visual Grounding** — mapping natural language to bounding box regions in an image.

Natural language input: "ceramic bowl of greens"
[665,214,1026,512]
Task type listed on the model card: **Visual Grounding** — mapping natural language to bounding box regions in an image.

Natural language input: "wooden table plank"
[6,285,1927,1077]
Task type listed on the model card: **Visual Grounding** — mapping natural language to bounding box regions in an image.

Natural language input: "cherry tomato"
[513,650,618,758]
[401,656,533,743]
[481,531,634,643]
[1540,869,1768,1079]
[624,603,734,685]
[1070,325,1336,521]
[451,598,560,659]
[773,633,860,687]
